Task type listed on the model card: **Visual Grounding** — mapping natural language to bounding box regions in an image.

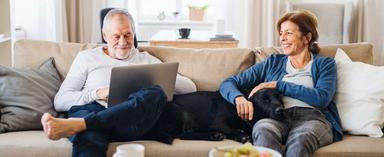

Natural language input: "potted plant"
[188,4,209,21]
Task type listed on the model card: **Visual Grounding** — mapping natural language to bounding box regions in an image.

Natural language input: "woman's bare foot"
[41,113,86,140]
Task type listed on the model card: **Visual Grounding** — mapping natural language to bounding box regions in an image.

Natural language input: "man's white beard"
[110,46,134,60]
[125,47,135,59]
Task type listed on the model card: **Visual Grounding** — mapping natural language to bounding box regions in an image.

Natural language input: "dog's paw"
[210,133,226,141]
[233,134,251,143]
[236,129,245,134]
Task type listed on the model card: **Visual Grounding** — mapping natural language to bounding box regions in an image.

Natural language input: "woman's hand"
[248,81,277,99]
[96,87,110,102]
[235,96,254,121]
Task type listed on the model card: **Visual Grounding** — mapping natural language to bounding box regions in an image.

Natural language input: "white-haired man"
[41,8,196,157]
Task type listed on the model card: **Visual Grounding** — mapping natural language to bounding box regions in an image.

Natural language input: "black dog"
[248,88,285,122]
[143,88,284,144]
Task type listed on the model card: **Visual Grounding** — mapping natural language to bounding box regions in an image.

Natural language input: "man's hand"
[248,81,277,99]
[96,87,110,102]
[235,96,254,121]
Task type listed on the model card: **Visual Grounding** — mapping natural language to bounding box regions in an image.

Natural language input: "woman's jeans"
[252,107,333,157]
[67,85,167,157]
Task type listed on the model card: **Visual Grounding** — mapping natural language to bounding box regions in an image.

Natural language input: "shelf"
[149,30,238,48]
[0,37,11,43]
[150,30,214,41]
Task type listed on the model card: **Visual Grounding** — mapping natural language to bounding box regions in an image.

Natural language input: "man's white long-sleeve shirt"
[54,47,197,111]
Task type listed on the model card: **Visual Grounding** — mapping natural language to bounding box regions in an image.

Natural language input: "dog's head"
[249,88,284,120]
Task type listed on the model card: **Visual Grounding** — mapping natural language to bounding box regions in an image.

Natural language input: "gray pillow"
[0,57,61,133]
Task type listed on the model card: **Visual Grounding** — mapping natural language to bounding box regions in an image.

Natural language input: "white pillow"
[334,48,384,137]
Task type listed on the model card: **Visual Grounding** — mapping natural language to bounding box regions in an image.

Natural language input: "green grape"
[221,142,261,157]
[224,152,233,157]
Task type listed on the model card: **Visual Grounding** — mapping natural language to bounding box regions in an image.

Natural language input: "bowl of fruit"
[209,143,282,157]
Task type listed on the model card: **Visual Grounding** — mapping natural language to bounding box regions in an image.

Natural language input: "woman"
[219,10,342,157]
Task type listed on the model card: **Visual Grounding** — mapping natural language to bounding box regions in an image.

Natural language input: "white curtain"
[15,0,138,43]
[65,0,107,43]
[54,0,68,42]
[245,0,285,48]
[14,0,66,42]
[218,0,284,48]
[356,0,384,65]
[88,0,132,43]
[56,0,132,43]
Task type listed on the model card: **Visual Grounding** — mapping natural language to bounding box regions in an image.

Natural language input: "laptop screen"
[107,62,179,107]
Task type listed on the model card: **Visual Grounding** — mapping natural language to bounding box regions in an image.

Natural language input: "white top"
[54,47,197,111]
[282,55,314,109]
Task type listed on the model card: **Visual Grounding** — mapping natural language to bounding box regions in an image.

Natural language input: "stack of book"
[210,33,236,41]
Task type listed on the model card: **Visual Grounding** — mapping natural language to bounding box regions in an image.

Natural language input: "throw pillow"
[0,57,61,133]
[334,48,384,137]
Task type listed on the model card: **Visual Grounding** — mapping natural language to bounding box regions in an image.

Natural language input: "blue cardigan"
[219,54,343,141]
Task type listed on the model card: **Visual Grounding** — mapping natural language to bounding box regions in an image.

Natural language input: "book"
[215,34,233,38]
[210,33,236,41]
[210,37,236,41]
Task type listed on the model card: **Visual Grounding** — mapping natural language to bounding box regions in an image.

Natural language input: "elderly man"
[41,8,196,157]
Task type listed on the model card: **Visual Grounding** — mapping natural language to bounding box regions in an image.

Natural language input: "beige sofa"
[0,39,383,157]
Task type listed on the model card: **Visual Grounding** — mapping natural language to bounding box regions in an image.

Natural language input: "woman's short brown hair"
[277,10,320,54]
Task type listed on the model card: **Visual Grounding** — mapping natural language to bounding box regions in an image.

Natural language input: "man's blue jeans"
[67,85,167,157]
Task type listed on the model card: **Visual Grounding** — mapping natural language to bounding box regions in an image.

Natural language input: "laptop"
[107,62,179,107]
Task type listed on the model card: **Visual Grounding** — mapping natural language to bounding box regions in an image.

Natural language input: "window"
[134,0,217,41]
[137,0,182,20]
[136,0,213,21]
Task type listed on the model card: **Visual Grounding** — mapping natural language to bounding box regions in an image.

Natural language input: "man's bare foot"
[41,113,86,140]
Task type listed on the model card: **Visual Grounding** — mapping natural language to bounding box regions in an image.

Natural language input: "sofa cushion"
[139,46,255,91]
[0,131,72,157]
[0,58,61,133]
[14,39,98,80]
[313,135,384,157]
[318,43,373,64]
[334,48,384,137]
